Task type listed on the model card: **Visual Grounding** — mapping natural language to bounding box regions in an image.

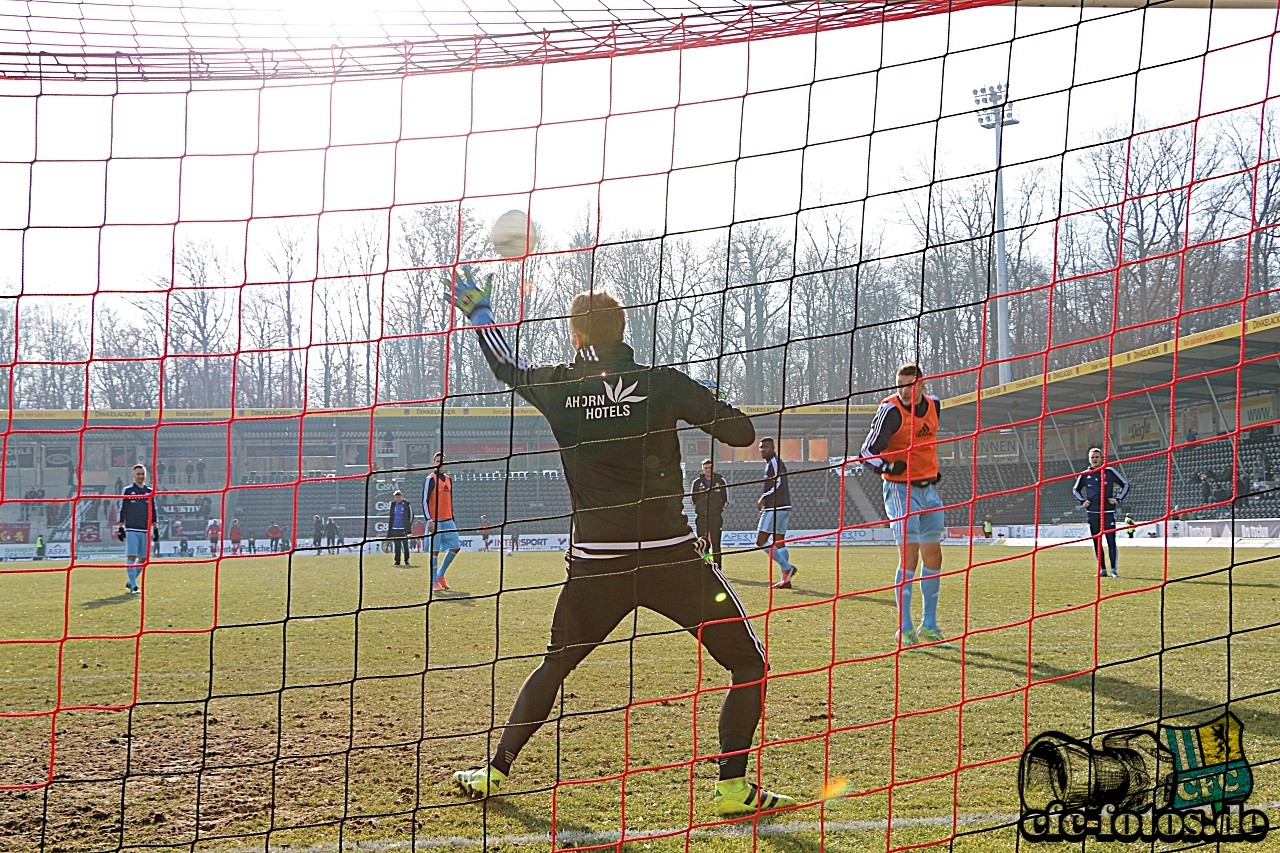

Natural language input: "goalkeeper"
[444,268,794,818]
[860,363,950,648]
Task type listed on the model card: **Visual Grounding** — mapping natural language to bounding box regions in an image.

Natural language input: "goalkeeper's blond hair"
[569,289,625,346]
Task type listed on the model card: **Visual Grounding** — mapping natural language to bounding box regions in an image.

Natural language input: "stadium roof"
[941,311,1280,433]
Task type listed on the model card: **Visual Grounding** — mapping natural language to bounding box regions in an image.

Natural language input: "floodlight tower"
[974,83,1019,387]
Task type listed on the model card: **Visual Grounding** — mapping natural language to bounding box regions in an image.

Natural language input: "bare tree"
[14,299,88,410]
[1219,106,1280,318]
[724,222,793,404]
[91,304,161,410]
[257,224,311,406]
[791,205,866,403]
[383,203,487,403]
[593,232,664,361]
[147,239,236,410]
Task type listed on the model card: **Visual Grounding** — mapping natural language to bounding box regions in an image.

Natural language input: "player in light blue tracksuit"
[756,438,797,589]
[117,464,155,595]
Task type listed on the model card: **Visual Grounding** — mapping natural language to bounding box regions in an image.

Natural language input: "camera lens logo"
[1018,713,1268,843]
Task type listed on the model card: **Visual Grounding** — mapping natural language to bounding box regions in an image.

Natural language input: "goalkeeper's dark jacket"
[119,484,154,532]
[470,324,755,559]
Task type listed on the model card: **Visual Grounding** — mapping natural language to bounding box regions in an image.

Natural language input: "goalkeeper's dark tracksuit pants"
[1089,510,1119,574]
[490,542,767,781]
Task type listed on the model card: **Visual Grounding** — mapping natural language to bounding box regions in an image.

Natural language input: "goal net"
[2,0,1278,850]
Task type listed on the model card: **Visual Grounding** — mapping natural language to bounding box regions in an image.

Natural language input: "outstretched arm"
[444,267,555,411]
[674,373,754,447]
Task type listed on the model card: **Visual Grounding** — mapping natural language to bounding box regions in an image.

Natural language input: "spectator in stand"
[156,461,166,485]
[117,464,155,595]
[114,476,124,494]
[387,489,413,566]
[207,517,222,555]
[185,461,195,484]
[312,514,324,550]
[479,514,492,552]
[1185,423,1198,443]
[196,459,206,484]
[173,517,183,541]
[266,521,283,552]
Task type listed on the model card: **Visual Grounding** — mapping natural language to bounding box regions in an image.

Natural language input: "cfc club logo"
[1018,713,1268,843]
[564,377,647,420]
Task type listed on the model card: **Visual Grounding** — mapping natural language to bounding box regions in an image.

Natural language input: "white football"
[491,209,540,259]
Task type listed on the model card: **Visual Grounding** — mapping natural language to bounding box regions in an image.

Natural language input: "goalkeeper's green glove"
[442,265,493,321]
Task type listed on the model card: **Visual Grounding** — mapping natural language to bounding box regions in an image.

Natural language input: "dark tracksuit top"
[691,474,729,520]
[759,455,791,510]
[387,500,413,533]
[468,325,756,559]
[119,484,154,532]
[1072,466,1131,513]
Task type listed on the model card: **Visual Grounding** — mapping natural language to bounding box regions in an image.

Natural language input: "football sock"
[770,545,792,572]
[439,550,457,578]
[126,565,141,588]
[489,748,517,777]
[430,552,438,578]
[920,567,941,631]
[896,567,915,635]
[718,735,753,781]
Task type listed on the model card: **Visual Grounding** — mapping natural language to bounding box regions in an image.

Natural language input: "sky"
[0,3,1278,312]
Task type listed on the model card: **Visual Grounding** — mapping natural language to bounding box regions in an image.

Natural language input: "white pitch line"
[222,812,1020,853]
[221,803,1280,852]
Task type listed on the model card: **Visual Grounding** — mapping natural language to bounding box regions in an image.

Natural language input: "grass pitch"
[1,544,1279,852]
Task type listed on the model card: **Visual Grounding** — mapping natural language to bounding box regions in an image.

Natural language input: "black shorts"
[546,542,765,674]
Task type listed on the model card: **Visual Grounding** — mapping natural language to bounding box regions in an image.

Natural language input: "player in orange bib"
[423,451,462,591]
[860,363,951,649]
